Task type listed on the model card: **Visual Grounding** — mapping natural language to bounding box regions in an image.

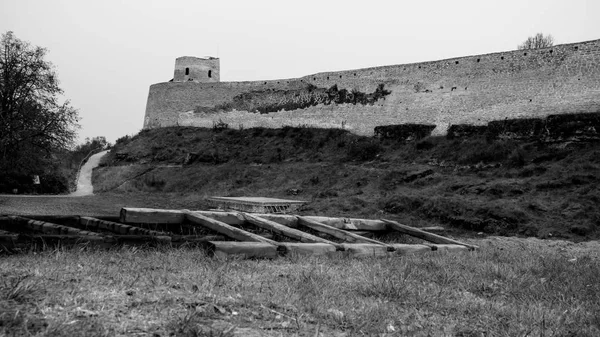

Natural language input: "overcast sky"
[1,0,599,144]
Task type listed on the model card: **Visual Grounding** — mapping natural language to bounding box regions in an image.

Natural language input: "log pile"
[1,208,477,258]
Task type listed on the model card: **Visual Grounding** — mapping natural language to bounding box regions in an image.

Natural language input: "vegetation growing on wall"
[195,83,391,115]
[374,124,437,141]
[447,113,600,142]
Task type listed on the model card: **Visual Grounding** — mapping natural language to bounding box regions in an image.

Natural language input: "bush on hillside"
[347,139,383,161]
[0,173,68,194]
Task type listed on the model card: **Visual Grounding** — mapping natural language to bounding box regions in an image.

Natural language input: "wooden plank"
[183,210,278,245]
[9,216,101,236]
[381,219,478,250]
[297,216,393,250]
[280,243,337,255]
[242,213,341,248]
[80,217,167,236]
[207,241,280,259]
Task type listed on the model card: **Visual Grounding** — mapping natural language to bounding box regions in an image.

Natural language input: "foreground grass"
[1,237,599,336]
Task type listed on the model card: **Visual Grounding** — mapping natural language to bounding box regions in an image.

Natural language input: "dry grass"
[1,237,599,336]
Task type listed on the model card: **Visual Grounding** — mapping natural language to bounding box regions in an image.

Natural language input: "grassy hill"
[94,125,600,241]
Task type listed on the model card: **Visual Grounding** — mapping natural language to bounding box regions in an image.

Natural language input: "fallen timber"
[0,234,226,250]
[1,208,476,258]
[382,219,478,250]
[120,208,475,256]
[121,208,388,230]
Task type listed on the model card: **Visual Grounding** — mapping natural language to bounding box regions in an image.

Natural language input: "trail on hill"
[70,150,109,196]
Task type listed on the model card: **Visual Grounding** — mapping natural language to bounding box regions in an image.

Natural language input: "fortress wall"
[145,39,600,133]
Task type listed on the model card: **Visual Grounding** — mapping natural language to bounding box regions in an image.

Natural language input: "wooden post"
[183,210,278,245]
[381,219,478,250]
[241,213,342,249]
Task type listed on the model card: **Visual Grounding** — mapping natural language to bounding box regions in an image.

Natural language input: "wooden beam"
[241,213,342,248]
[206,241,280,259]
[9,216,101,236]
[183,210,278,245]
[381,219,478,250]
[121,208,186,224]
[297,216,393,251]
[80,217,166,236]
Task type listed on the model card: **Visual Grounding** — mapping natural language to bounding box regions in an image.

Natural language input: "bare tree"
[518,33,554,50]
[0,31,79,174]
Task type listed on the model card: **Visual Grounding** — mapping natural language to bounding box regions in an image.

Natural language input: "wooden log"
[0,234,111,249]
[280,243,337,256]
[80,217,166,236]
[242,213,341,248]
[183,210,278,245]
[0,234,231,249]
[381,219,478,250]
[432,244,470,253]
[121,208,186,224]
[171,235,226,243]
[420,226,447,233]
[14,215,81,227]
[0,234,19,242]
[9,216,101,236]
[303,216,387,230]
[390,244,433,255]
[206,241,280,259]
[340,243,390,257]
[119,208,388,230]
[297,216,393,250]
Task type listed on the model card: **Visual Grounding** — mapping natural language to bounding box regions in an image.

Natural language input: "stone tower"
[173,56,220,83]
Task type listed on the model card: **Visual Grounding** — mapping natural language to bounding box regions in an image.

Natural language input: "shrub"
[374,124,436,141]
[347,139,383,161]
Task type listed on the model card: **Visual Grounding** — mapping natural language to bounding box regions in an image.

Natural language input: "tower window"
[185,68,189,75]
[208,70,212,78]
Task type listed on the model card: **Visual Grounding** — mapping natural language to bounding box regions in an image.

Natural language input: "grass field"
[1,237,599,336]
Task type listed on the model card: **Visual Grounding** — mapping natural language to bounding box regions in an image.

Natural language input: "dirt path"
[70,150,109,196]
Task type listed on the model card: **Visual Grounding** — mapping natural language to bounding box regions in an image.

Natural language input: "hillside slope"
[95,126,600,241]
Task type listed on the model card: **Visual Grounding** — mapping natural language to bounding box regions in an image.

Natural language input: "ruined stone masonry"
[144,39,600,135]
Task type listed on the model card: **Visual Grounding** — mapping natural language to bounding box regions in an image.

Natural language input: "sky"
[1,0,599,144]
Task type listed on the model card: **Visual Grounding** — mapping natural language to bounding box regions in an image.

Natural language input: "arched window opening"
[185,68,189,75]
[208,70,212,78]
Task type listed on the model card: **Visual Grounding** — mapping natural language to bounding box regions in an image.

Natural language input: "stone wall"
[144,39,600,135]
